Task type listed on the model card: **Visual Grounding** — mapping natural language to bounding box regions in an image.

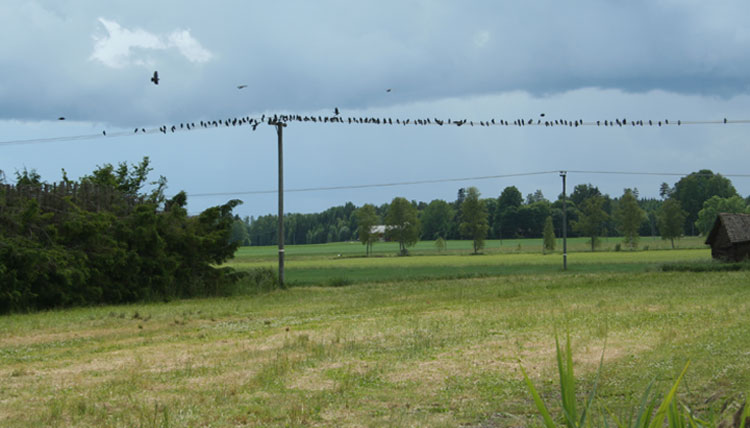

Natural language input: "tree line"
[238,169,750,253]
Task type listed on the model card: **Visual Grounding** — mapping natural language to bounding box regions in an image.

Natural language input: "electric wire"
[1,113,749,146]
[183,169,750,198]
[185,171,559,197]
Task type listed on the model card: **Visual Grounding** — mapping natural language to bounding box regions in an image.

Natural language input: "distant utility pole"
[275,121,287,286]
[560,171,567,271]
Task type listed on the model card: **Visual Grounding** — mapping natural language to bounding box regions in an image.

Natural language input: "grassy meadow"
[2,237,749,427]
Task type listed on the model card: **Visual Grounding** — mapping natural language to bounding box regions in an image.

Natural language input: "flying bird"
[237,85,247,89]
[151,71,159,85]
[386,88,392,92]
[58,117,65,120]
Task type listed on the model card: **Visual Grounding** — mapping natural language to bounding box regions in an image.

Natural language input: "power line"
[566,170,750,178]
[1,113,749,146]
[185,171,558,197]
[183,169,750,198]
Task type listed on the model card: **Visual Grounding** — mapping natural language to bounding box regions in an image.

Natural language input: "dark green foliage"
[247,202,357,246]
[459,187,489,254]
[244,267,281,292]
[0,160,242,314]
[572,195,610,251]
[543,216,555,252]
[671,170,737,235]
[420,199,454,240]
[657,198,687,248]
[385,197,420,256]
[661,261,750,272]
[614,188,646,249]
[355,204,379,256]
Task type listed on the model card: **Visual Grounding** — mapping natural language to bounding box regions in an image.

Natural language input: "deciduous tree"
[495,186,523,239]
[672,170,737,235]
[459,187,489,254]
[657,198,687,248]
[572,195,609,251]
[694,195,748,236]
[614,189,646,249]
[385,197,420,255]
[355,204,379,256]
[420,199,454,240]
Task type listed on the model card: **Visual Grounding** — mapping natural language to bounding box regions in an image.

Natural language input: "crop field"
[2,239,749,427]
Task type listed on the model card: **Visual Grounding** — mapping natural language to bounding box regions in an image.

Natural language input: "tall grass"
[521,334,749,427]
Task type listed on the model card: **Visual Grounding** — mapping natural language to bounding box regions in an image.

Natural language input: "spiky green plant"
[520,334,705,427]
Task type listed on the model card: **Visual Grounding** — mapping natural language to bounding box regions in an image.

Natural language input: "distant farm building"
[705,212,750,262]
[370,225,390,241]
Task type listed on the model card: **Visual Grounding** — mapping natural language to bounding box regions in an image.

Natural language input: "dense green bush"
[0,159,243,313]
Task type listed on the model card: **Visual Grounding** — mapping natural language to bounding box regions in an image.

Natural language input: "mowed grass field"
[2,238,749,427]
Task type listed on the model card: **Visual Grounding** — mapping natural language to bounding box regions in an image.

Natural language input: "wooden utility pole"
[560,171,567,270]
[276,122,287,286]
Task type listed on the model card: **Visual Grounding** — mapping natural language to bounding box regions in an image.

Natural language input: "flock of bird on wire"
[56,70,741,138]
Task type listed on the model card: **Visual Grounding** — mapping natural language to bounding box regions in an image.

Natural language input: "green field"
[2,238,748,427]
[227,236,710,286]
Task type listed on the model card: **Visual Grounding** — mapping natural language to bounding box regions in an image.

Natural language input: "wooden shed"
[705,212,750,262]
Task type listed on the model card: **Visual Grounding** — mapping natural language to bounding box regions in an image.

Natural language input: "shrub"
[0,160,243,313]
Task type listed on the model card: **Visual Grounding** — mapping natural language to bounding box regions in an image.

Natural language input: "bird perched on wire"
[334,107,340,116]
[151,71,159,85]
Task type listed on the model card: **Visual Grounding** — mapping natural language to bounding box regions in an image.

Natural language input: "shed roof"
[705,212,750,245]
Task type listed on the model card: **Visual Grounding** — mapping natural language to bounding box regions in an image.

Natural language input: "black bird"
[134,128,138,133]
[334,107,340,116]
[386,88,392,92]
[237,85,247,89]
[540,113,545,117]
[141,128,145,133]
[102,130,106,136]
[58,117,65,120]
[151,71,159,85]
[724,118,728,124]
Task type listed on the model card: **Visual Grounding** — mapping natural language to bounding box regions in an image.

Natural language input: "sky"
[2,0,750,219]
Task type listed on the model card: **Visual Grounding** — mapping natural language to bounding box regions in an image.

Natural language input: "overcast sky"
[2,0,750,218]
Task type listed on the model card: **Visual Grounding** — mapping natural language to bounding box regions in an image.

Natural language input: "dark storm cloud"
[1,0,750,126]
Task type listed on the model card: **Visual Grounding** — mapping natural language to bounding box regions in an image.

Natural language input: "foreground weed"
[520,334,701,427]
[519,332,602,428]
